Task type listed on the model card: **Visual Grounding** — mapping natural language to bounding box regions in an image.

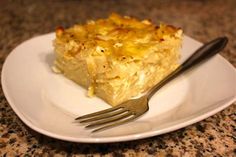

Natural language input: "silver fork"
[75,37,228,132]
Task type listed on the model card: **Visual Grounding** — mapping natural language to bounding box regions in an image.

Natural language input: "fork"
[75,37,228,132]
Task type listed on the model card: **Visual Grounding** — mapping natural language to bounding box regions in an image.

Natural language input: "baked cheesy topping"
[53,13,183,106]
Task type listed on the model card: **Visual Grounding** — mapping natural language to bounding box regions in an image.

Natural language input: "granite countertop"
[0,0,235,156]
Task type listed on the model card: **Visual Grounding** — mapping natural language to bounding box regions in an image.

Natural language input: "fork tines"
[75,106,137,132]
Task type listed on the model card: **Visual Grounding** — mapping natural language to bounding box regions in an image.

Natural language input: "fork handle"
[147,36,228,99]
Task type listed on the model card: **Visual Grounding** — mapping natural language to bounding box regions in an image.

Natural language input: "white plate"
[2,33,236,143]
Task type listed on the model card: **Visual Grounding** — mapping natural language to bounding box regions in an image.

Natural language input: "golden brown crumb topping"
[54,13,182,60]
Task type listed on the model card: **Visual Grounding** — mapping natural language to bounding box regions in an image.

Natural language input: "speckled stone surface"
[0,0,235,156]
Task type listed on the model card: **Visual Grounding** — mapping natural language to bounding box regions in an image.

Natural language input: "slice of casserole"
[53,13,183,106]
